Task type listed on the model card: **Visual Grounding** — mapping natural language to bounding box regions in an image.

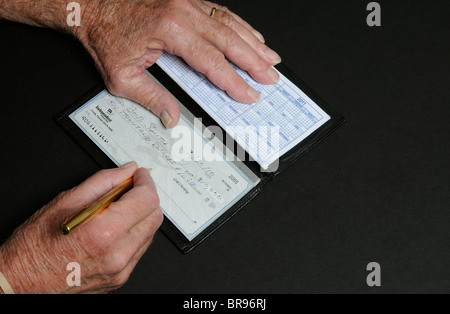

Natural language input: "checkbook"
[57,53,344,253]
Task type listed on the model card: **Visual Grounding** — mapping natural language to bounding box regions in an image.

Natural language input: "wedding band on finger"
[210,7,217,18]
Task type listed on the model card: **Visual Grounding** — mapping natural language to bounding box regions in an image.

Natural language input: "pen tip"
[61,224,70,235]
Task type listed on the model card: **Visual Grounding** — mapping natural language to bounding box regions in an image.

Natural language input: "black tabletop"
[0,0,449,294]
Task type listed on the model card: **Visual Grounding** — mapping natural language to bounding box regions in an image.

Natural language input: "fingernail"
[120,161,136,168]
[160,110,173,128]
[268,67,280,83]
[247,87,261,103]
[266,49,282,65]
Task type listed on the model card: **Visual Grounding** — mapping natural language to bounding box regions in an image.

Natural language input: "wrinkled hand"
[0,162,162,293]
[74,0,281,128]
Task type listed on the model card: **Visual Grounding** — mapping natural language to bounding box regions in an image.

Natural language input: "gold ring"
[210,7,217,18]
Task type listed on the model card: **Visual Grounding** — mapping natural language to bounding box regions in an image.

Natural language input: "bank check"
[69,83,260,242]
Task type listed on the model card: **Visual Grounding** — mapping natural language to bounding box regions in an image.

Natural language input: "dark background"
[0,0,448,293]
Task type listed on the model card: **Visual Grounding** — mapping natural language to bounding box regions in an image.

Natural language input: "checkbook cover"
[56,62,344,254]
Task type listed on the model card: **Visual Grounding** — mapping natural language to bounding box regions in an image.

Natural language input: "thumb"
[115,71,180,128]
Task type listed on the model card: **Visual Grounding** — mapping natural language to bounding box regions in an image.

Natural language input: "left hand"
[73,0,281,128]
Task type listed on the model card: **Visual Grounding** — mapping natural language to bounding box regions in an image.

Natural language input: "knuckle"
[157,5,186,33]
[106,70,128,97]
[105,251,129,275]
[205,50,227,75]
[220,11,234,28]
[141,89,163,113]
[110,271,130,288]
[135,185,160,209]
[158,10,177,28]
[222,28,240,49]
[139,207,163,239]
[96,168,111,177]
[175,0,192,8]
[218,5,230,13]
[93,219,125,249]
[152,207,164,228]
[107,79,125,97]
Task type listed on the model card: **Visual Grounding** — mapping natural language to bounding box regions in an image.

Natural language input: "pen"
[60,169,151,235]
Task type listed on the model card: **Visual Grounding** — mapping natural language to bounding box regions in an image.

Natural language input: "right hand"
[0,162,163,293]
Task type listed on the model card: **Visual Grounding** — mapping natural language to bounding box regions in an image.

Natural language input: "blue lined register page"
[156,53,330,169]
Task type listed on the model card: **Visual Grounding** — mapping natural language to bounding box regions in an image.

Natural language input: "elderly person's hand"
[73,0,281,128]
[0,162,162,293]
[1,0,281,126]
